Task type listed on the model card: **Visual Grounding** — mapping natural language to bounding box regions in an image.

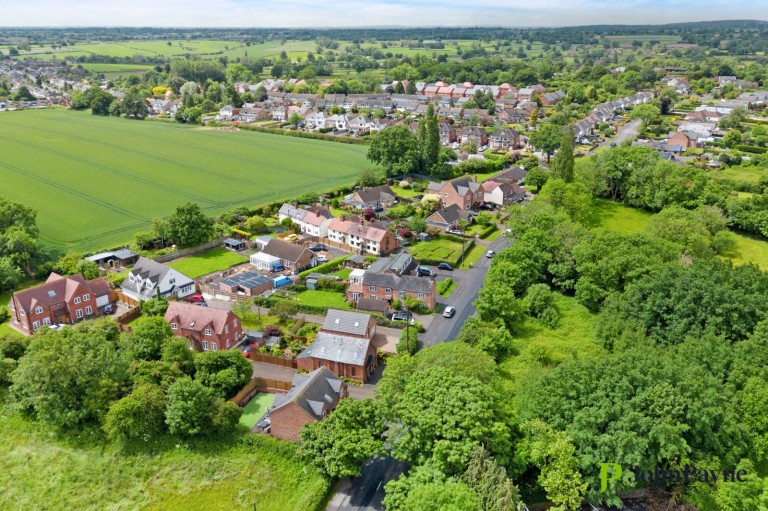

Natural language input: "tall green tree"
[102,383,167,441]
[193,350,252,399]
[550,128,575,182]
[367,126,421,177]
[166,202,214,248]
[422,102,441,174]
[529,123,562,162]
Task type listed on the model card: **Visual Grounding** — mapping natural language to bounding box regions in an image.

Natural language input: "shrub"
[398,227,413,238]
[104,272,127,287]
[397,326,420,355]
[264,325,283,338]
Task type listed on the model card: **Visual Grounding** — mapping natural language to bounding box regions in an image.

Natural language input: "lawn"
[499,294,604,395]
[239,393,276,428]
[330,268,352,279]
[584,198,653,234]
[169,247,248,278]
[459,244,487,269]
[0,412,329,511]
[0,109,369,252]
[391,185,422,199]
[721,232,768,270]
[407,238,466,264]
[295,290,350,309]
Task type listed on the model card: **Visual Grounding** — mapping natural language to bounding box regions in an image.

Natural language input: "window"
[33,321,40,331]
[369,295,377,299]
[351,367,356,376]
[418,293,425,300]
[76,309,83,319]
[202,341,209,351]
[43,317,51,326]
[211,342,217,351]
[169,278,175,285]
[399,290,406,298]
[74,297,81,304]
[226,339,231,348]
[369,285,377,291]
[85,306,93,315]
[351,293,360,301]
[20,310,25,316]
[205,328,211,336]
[83,294,90,301]
[385,288,391,294]
[171,323,177,330]
[225,325,229,334]
[35,306,43,314]
[129,275,135,282]
[233,319,238,327]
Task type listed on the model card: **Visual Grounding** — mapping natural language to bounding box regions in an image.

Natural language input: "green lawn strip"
[238,393,276,428]
[437,278,457,297]
[498,294,604,395]
[407,239,464,263]
[330,268,352,279]
[459,244,487,269]
[0,413,329,511]
[721,232,768,270]
[295,290,350,309]
[391,186,421,199]
[168,248,248,279]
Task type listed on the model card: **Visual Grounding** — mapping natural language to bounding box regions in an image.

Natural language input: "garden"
[168,247,249,278]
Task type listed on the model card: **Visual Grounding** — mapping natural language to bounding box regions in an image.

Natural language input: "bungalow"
[489,165,528,186]
[212,271,273,298]
[366,252,417,276]
[668,130,699,149]
[9,273,111,334]
[347,271,437,311]
[164,301,243,351]
[250,238,317,272]
[278,204,333,238]
[296,309,378,382]
[427,176,484,210]
[342,185,398,210]
[85,248,139,269]
[425,204,471,232]
[121,257,195,302]
[489,128,520,150]
[269,367,348,442]
[326,218,398,256]
[482,180,526,206]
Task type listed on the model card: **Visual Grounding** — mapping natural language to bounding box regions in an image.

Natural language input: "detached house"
[427,176,485,210]
[9,273,111,335]
[250,238,317,272]
[278,204,333,238]
[326,218,398,255]
[343,185,398,210]
[296,309,378,382]
[482,180,526,206]
[426,204,472,232]
[668,130,699,149]
[489,128,520,150]
[164,301,243,351]
[459,126,489,147]
[121,257,195,303]
[347,271,437,311]
[269,367,348,442]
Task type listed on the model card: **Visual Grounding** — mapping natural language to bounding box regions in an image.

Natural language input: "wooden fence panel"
[250,353,298,368]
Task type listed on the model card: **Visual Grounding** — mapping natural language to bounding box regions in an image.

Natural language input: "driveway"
[594,118,642,151]
[325,457,408,511]
[419,231,513,347]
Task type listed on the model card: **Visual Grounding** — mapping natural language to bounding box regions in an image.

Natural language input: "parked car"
[187,294,205,303]
[486,250,495,258]
[417,266,436,277]
[438,262,453,271]
[443,306,456,318]
[194,302,209,307]
[468,210,479,217]
[285,234,298,242]
[255,417,271,433]
[317,254,328,263]
[308,243,327,252]
[391,312,415,325]
[103,304,114,314]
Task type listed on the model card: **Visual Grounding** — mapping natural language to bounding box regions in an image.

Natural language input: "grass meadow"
[0,411,329,511]
[168,248,248,279]
[0,109,369,253]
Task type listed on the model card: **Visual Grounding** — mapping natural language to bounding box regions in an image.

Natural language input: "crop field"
[0,109,369,252]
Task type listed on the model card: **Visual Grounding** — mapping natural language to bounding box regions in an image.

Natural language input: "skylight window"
[47,290,56,297]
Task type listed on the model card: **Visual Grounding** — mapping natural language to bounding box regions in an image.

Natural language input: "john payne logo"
[597,463,749,492]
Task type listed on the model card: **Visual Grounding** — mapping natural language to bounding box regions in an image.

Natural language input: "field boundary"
[153,238,226,263]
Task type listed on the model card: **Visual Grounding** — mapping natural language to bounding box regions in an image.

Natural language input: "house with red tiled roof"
[164,301,243,351]
[326,218,397,255]
[9,273,111,335]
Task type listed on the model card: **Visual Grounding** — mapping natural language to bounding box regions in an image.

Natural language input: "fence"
[230,376,292,406]
[153,238,226,264]
[250,352,299,368]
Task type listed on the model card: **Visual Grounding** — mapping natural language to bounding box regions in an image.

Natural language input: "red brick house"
[164,301,243,351]
[296,309,378,382]
[9,273,111,335]
[347,271,437,311]
[269,366,348,442]
[425,204,472,232]
[668,130,699,148]
[427,176,485,210]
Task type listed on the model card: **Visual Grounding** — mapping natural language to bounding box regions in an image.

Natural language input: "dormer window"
[35,306,43,314]
[205,328,211,336]
[170,323,177,330]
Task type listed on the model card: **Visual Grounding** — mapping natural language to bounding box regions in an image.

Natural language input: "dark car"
[194,302,209,307]
[437,262,453,271]
[391,312,415,325]
[308,243,327,252]
[417,266,435,277]
[373,205,385,213]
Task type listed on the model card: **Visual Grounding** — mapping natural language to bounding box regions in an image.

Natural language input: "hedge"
[735,144,768,154]
[299,255,351,278]
[237,125,369,145]
[416,240,476,267]
[478,225,499,239]
[397,326,420,355]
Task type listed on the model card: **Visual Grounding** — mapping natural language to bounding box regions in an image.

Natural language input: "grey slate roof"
[296,332,371,366]
[279,203,308,221]
[262,238,313,264]
[121,257,194,300]
[218,271,271,290]
[321,309,372,337]
[271,366,344,421]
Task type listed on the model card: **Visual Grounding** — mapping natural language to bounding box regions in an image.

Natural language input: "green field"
[0,412,328,511]
[169,248,248,279]
[239,393,276,429]
[0,109,369,252]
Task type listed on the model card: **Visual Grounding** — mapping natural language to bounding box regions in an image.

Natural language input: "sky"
[0,0,762,28]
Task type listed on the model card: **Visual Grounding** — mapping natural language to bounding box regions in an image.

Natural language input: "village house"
[164,301,243,351]
[668,130,700,149]
[304,110,327,129]
[268,367,348,442]
[438,122,457,144]
[326,218,398,255]
[296,309,378,383]
[425,204,472,232]
[342,185,398,210]
[347,271,437,311]
[250,238,317,272]
[459,126,489,147]
[482,179,526,206]
[540,90,567,106]
[9,273,111,335]
[347,115,373,134]
[488,128,520,150]
[121,257,195,303]
[366,252,417,276]
[490,165,528,186]
[278,203,333,238]
[427,176,485,210]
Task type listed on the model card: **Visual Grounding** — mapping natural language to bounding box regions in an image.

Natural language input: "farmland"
[0,109,369,252]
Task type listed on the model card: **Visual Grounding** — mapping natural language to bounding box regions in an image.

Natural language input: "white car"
[317,254,328,263]
[486,250,495,258]
[443,306,456,318]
